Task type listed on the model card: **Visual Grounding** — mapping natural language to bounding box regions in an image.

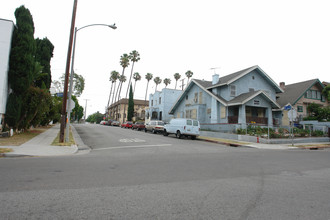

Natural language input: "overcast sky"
[2,0,329,117]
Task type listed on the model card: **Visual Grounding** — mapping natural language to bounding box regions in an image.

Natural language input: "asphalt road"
[0,124,330,219]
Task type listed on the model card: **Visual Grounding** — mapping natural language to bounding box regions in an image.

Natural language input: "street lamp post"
[63,23,117,142]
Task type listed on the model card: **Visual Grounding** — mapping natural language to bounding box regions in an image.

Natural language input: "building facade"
[169,66,283,131]
[145,88,182,123]
[107,98,149,123]
[0,19,14,130]
[277,79,329,126]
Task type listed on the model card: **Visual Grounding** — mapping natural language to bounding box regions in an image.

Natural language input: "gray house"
[169,65,283,131]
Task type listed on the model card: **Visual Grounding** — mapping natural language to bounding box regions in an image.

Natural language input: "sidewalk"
[1,125,329,158]
[198,136,330,150]
[2,124,86,157]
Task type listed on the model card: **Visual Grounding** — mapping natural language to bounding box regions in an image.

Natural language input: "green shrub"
[312,130,324,137]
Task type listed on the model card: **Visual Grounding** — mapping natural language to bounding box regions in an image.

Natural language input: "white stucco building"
[146,88,183,123]
[0,19,14,128]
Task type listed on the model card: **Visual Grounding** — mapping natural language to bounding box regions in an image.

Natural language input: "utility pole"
[84,99,89,121]
[59,0,78,143]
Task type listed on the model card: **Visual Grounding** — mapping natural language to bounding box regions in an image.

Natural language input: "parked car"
[145,120,165,134]
[121,121,133,128]
[100,120,107,125]
[111,120,120,126]
[107,119,114,126]
[132,122,145,131]
[163,118,200,139]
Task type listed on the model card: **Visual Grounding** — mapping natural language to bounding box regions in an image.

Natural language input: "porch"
[228,106,273,126]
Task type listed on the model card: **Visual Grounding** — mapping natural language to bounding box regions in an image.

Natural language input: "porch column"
[211,96,218,123]
[267,107,273,127]
[238,104,246,129]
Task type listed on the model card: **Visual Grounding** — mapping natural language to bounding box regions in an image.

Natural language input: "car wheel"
[191,135,196,140]
[177,131,182,139]
[145,128,147,133]
[152,129,156,134]
[163,130,168,136]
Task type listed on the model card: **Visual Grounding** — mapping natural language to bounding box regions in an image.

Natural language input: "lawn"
[0,126,51,146]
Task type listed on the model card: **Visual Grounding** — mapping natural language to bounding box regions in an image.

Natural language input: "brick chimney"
[280,82,285,90]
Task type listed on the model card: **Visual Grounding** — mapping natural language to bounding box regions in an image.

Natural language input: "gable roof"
[168,66,283,114]
[228,90,280,108]
[168,79,227,114]
[276,79,325,107]
[208,65,283,93]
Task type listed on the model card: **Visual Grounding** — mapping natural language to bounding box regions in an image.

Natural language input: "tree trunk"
[145,81,149,106]
[125,62,135,99]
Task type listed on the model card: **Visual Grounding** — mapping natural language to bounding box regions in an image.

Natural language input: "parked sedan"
[121,121,133,128]
[132,122,145,131]
[111,121,120,126]
[145,120,164,134]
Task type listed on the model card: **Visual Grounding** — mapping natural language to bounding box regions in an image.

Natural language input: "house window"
[297,106,303,112]
[151,100,153,106]
[194,93,198,103]
[186,95,188,100]
[185,109,197,119]
[321,95,326,102]
[317,91,321,100]
[254,100,260,105]
[312,90,316,99]
[159,97,161,104]
[230,85,236,97]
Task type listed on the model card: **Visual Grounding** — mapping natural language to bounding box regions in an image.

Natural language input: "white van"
[163,118,200,139]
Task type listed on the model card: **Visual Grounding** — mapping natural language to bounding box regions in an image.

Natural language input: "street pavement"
[1,123,329,157]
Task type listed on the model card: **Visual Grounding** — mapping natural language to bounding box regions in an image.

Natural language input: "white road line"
[93,144,172,151]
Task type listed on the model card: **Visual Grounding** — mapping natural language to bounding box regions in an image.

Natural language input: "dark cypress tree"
[127,84,134,121]
[35,37,54,89]
[6,5,36,129]
[8,5,36,94]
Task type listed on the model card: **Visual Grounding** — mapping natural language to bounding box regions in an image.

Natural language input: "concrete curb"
[197,137,250,148]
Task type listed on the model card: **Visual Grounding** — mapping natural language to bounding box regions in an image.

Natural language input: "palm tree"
[144,73,153,105]
[125,50,140,99]
[133,72,141,95]
[163,78,171,88]
[154,77,162,92]
[118,75,127,98]
[107,70,119,109]
[185,70,193,86]
[173,73,181,89]
[115,54,130,103]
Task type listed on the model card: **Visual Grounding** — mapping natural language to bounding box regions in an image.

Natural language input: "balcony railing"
[228,116,268,125]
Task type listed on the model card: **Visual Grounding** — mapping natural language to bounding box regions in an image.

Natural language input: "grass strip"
[52,127,76,146]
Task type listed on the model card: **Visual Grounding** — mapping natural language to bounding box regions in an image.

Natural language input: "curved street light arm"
[77,23,117,32]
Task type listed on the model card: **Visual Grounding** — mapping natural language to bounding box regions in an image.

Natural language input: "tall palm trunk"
[145,81,150,106]
[125,62,135,99]
[111,81,117,106]
[133,80,137,95]
[107,82,114,108]
[115,68,125,104]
